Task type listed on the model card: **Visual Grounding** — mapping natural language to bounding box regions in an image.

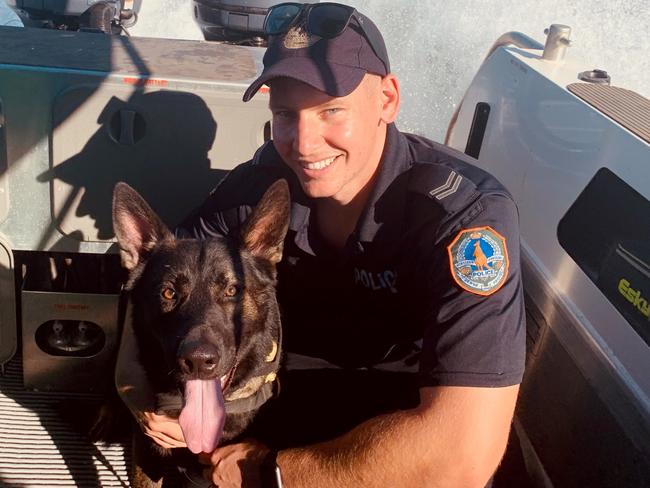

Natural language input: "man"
[117,3,525,487]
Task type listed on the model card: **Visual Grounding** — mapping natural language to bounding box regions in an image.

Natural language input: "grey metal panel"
[50,83,268,242]
[0,27,269,252]
[0,98,8,225]
[0,239,16,367]
[520,247,650,487]
[0,25,261,82]
[21,290,120,392]
[0,67,109,254]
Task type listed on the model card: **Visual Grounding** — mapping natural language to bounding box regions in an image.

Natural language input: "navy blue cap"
[243,12,390,102]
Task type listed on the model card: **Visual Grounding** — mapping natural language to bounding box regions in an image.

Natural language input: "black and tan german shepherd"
[112,180,290,487]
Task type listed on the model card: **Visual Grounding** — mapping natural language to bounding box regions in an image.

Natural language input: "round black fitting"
[578,69,611,85]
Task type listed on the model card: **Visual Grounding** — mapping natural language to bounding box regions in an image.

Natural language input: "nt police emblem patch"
[447,226,509,296]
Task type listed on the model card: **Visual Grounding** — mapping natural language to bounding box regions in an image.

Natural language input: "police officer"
[117,3,525,487]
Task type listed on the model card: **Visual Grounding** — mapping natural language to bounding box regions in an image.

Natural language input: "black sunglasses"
[264,2,389,72]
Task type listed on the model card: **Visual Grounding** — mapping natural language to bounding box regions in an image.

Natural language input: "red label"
[122,77,169,87]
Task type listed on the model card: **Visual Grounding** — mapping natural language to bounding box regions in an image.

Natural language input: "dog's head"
[112,180,290,453]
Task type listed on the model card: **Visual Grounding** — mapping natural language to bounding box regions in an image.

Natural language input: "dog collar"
[224,325,282,414]
[224,374,278,414]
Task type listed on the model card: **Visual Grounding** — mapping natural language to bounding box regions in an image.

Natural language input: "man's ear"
[241,180,291,264]
[380,74,400,124]
[112,182,173,270]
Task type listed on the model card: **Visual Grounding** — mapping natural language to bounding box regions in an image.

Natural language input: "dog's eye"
[161,287,177,301]
[224,284,240,298]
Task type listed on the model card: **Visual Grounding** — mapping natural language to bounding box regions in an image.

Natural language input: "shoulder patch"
[447,226,509,296]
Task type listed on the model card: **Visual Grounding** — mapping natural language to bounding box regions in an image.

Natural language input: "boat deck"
[0,353,130,487]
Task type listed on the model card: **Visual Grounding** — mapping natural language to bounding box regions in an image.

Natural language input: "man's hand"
[115,307,187,449]
[117,382,187,449]
[138,411,187,449]
[198,440,271,488]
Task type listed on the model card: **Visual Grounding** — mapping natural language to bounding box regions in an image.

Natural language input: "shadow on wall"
[38,90,225,241]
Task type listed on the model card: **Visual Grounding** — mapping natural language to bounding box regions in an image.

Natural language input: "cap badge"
[447,226,509,296]
[283,26,317,49]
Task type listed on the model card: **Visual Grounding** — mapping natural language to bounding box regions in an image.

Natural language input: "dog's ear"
[112,182,173,270]
[241,179,291,264]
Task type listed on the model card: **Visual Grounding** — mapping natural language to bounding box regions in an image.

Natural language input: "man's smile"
[297,154,342,172]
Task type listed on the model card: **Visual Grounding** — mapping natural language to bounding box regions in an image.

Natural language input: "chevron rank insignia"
[447,226,509,296]
[429,170,462,200]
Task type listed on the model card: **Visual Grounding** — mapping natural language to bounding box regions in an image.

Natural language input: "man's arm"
[203,384,519,488]
[278,384,518,488]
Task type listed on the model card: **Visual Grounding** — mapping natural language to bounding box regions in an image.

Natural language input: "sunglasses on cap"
[264,2,390,73]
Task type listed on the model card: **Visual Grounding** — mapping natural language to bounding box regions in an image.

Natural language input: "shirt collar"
[354,123,412,249]
[254,142,314,254]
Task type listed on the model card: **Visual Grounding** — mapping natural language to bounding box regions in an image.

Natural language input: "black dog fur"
[112,180,290,488]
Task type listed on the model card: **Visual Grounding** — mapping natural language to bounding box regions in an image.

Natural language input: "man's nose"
[293,114,322,156]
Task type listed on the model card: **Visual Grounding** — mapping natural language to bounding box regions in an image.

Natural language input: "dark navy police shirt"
[177,124,525,446]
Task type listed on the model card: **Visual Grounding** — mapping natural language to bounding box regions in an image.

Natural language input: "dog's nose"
[178,343,219,379]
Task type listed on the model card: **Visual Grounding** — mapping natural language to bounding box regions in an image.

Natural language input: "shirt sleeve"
[417,192,526,388]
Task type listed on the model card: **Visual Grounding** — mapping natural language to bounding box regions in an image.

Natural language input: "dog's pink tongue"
[179,379,226,454]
